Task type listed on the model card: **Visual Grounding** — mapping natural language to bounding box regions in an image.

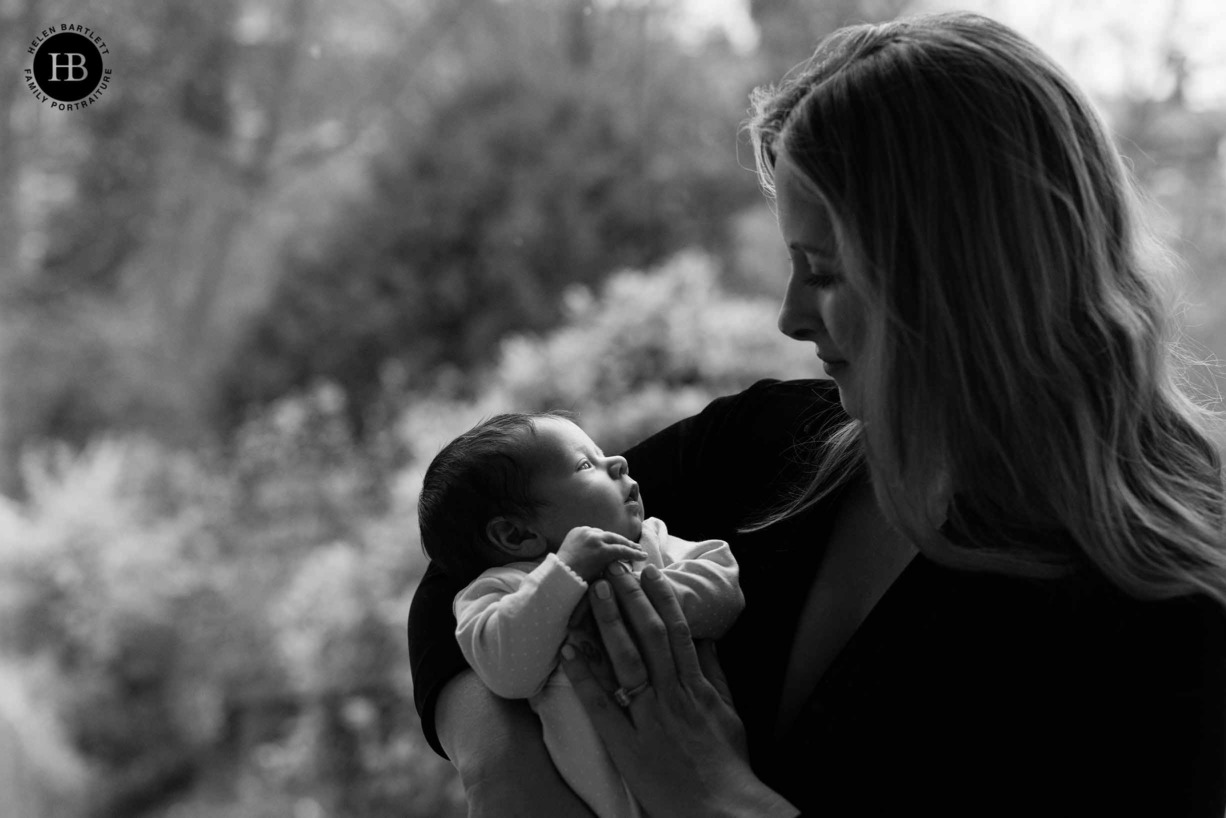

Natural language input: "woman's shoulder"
[623,378,843,537]
[726,378,842,427]
[686,377,846,452]
[625,378,841,470]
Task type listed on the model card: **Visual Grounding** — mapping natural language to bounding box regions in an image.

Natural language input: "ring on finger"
[613,680,650,708]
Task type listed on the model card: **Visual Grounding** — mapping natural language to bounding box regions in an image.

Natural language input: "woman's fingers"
[565,625,619,693]
[560,644,634,738]
[589,571,652,689]
[563,601,773,818]
[586,561,710,696]
[639,565,703,683]
[602,563,676,686]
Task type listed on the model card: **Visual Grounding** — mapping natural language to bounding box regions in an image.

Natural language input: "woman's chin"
[831,380,861,420]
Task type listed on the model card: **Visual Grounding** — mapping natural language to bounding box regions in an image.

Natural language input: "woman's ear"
[486,516,546,557]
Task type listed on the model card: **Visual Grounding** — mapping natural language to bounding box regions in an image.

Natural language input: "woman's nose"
[778,276,817,341]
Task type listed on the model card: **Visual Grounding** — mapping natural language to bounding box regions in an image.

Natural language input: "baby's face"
[524,418,644,548]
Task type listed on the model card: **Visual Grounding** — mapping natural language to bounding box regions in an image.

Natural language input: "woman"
[408,12,1226,816]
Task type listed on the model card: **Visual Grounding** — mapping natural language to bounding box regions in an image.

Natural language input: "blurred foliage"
[399,251,814,461]
[0,251,807,816]
[750,0,916,78]
[219,0,763,434]
[0,413,456,816]
[2,0,1226,815]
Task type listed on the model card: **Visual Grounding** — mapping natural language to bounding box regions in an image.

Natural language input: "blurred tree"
[0,658,88,818]
[2,0,314,457]
[2,0,245,458]
[0,0,35,287]
[0,412,449,816]
[3,0,766,455]
[0,0,39,494]
[396,251,816,461]
[749,0,916,79]
[1097,2,1226,401]
[0,439,247,817]
[218,0,762,435]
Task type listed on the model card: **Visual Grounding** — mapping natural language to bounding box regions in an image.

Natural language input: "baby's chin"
[625,515,644,544]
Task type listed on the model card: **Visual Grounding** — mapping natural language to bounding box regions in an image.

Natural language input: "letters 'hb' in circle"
[32,32,103,102]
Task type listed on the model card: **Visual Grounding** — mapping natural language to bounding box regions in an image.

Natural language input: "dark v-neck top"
[408,379,1226,817]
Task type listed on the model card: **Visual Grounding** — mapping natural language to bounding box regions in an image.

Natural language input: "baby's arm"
[652,524,745,639]
[453,554,588,700]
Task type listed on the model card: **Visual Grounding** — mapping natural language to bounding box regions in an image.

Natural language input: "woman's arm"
[435,670,596,817]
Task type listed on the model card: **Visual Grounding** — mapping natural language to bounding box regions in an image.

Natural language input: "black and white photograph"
[3,1,1226,816]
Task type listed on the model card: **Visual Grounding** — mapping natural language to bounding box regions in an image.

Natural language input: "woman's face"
[773,150,870,420]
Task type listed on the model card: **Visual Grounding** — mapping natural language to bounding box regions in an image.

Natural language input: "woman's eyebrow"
[788,241,837,259]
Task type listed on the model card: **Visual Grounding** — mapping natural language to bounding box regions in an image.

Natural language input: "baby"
[418,410,744,818]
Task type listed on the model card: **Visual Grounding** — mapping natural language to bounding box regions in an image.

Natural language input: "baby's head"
[419,412,644,583]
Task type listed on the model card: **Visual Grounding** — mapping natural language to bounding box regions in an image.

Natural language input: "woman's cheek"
[823,288,867,357]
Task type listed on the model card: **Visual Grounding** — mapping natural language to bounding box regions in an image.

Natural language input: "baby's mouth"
[626,484,640,504]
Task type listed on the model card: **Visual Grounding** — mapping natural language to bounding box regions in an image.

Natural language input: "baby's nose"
[609,455,630,478]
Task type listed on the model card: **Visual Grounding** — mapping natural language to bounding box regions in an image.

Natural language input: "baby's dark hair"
[418,410,575,584]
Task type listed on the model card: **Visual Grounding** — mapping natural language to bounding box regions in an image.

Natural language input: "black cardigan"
[408,379,1226,817]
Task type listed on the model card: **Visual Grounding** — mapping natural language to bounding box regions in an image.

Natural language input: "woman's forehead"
[774,152,839,257]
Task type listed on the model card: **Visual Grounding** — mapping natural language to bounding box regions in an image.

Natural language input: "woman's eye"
[804,272,842,289]
[791,252,842,290]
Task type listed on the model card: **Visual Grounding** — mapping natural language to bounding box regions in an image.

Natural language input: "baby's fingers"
[599,530,641,549]
[640,565,703,683]
[608,545,646,565]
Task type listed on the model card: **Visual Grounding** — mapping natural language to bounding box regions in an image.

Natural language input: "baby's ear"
[486,516,543,555]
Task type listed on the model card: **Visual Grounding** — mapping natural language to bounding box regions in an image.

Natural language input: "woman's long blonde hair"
[747,12,1226,605]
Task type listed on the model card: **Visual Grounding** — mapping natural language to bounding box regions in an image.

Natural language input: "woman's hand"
[561,563,799,818]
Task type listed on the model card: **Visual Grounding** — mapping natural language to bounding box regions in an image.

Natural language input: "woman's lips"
[820,357,848,375]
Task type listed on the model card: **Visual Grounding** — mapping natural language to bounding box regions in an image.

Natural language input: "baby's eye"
[577,460,592,471]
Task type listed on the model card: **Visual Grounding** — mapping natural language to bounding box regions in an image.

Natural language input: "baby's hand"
[556,526,643,582]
